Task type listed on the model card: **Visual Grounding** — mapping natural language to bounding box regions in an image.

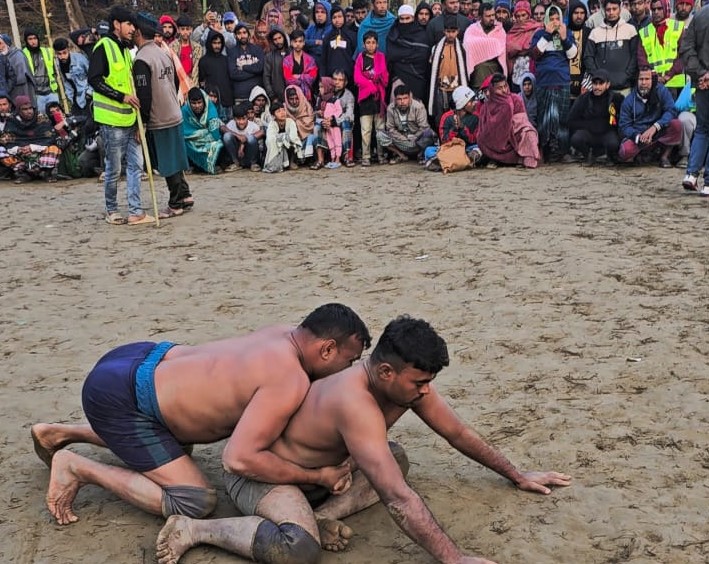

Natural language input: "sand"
[1,162,708,563]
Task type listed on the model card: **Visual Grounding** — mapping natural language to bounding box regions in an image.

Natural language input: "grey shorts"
[224,472,331,515]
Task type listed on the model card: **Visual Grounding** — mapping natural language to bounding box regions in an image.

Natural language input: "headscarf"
[252,20,271,52]
[284,85,315,138]
[506,4,542,72]
[545,5,564,50]
[318,76,336,110]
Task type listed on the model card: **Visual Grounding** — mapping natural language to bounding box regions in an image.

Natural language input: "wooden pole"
[6,0,21,49]
[38,0,71,114]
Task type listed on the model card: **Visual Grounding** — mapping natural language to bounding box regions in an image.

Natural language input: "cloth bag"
[674,78,694,112]
[436,138,470,173]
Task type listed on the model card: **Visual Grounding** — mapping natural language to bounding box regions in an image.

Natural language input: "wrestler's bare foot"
[31,423,69,468]
[317,517,353,552]
[46,450,83,525]
[156,515,196,564]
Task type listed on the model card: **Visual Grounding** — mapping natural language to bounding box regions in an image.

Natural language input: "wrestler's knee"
[161,485,217,518]
[252,521,321,564]
[388,441,410,477]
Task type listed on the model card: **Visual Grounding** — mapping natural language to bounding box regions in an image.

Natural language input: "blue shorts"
[81,341,186,472]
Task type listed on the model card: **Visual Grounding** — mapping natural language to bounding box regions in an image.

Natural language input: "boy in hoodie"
[321,6,358,83]
[305,1,333,67]
[199,31,234,121]
[263,28,289,102]
[228,23,265,106]
[568,0,590,101]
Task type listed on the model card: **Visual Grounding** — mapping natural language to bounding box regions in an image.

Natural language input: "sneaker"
[250,163,261,172]
[325,161,341,169]
[682,173,699,192]
[700,184,709,197]
[223,163,241,173]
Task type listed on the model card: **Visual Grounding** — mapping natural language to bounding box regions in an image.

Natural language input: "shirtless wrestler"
[30,303,371,532]
[156,315,572,564]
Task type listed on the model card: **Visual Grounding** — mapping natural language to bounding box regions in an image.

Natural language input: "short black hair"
[53,37,69,50]
[290,29,305,41]
[363,30,378,43]
[370,316,449,374]
[233,103,249,118]
[479,2,494,16]
[332,68,348,82]
[393,84,411,97]
[353,0,369,9]
[300,303,371,349]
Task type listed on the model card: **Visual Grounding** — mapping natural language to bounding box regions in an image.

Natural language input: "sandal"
[344,159,356,168]
[310,161,325,170]
[180,197,195,211]
[127,213,156,225]
[105,211,126,225]
[158,207,185,219]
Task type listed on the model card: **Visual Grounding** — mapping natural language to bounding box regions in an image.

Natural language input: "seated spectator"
[378,84,436,163]
[312,73,355,168]
[263,101,303,172]
[0,94,13,179]
[520,72,537,127]
[45,100,86,179]
[284,85,317,160]
[283,30,319,102]
[249,85,273,128]
[477,73,541,168]
[0,95,61,183]
[618,66,681,167]
[181,87,226,174]
[568,69,624,165]
[223,102,264,171]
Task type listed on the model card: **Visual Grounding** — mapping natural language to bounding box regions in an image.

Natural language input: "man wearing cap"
[427,0,473,43]
[464,3,507,89]
[584,0,639,95]
[171,15,202,87]
[429,15,469,123]
[673,0,695,23]
[159,15,179,46]
[494,0,513,31]
[568,68,624,165]
[52,38,92,116]
[22,29,59,113]
[228,23,266,107]
[133,15,193,218]
[89,6,153,225]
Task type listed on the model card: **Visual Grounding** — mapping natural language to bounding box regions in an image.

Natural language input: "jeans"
[101,124,144,216]
[223,132,259,167]
[36,93,59,115]
[687,88,709,180]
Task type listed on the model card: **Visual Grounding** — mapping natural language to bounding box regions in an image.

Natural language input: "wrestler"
[31,303,370,530]
[156,316,572,564]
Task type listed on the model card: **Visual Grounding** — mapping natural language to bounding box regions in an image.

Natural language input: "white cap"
[398,4,415,16]
[452,86,475,110]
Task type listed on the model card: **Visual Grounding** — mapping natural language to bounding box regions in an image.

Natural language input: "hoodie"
[584,16,639,90]
[263,27,289,102]
[305,0,333,65]
[321,10,358,81]
[519,71,537,127]
[198,30,234,108]
[530,6,577,87]
[568,0,590,97]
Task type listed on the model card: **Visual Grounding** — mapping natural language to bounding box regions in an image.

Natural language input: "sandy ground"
[1,162,708,564]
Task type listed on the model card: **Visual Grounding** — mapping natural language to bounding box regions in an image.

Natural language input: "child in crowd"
[312,77,344,169]
[263,101,303,173]
[354,30,388,167]
[223,102,264,171]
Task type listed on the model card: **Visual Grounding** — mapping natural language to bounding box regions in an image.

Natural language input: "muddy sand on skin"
[317,518,353,552]
[45,450,81,525]
[156,515,193,564]
[5,165,709,563]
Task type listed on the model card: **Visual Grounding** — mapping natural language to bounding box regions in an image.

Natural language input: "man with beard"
[133,15,193,219]
[568,0,590,101]
[379,84,436,163]
[52,38,91,117]
[228,23,265,107]
[618,66,682,166]
[638,0,687,96]
[357,0,397,54]
[89,6,153,225]
[263,27,289,102]
[69,27,101,58]
[322,6,358,83]
[673,0,695,24]
[586,0,632,28]
[628,0,652,29]
[350,0,370,33]
[428,0,473,43]
[494,0,513,31]
[160,15,179,46]
[172,16,202,88]
[198,31,234,121]
[22,29,59,112]
[416,2,434,26]
[584,0,639,95]
[387,4,432,105]
[0,94,61,183]
[305,1,333,67]
[568,68,624,165]
[464,3,508,89]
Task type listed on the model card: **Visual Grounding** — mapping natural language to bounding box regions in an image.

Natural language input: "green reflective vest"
[92,37,136,127]
[639,19,686,89]
[22,46,58,93]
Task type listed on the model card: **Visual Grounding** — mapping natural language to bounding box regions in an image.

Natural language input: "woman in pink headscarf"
[505,1,542,92]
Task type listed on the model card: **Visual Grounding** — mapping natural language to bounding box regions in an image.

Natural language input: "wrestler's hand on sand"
[514,471,572,494]
[455,556,498,564]
[318,463,352,495]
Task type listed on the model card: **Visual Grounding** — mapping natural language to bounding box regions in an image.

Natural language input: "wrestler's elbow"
[222,444,257,475]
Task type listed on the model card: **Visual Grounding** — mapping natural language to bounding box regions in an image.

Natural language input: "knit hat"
[0,34,12,46]
[398,4,415,16]
[513,1,532,16]
[494,0,511,11]
[452,86,475,109]
[96,21,110,36]
[14,94,32,108]
[23,28,40,42]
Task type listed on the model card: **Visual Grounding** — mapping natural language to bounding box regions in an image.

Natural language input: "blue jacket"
[619,83,677,139]
[531,28,576,88]
[58,52,92,110]
[305,0,332,65]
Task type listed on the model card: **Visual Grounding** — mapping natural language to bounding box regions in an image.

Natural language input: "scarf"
[2,111,55,149]
[181,89,223,174]
[354,51,389,116]
[318,77,336,110]
[463,21,508,77]
[285,85,315,138]
[506,20,542,72]
[356,11,397,54]
[428,38,468,115]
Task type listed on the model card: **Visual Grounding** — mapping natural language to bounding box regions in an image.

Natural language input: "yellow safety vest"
[91,37,136,127]
[22,46,58,93]
[639,19,686,89]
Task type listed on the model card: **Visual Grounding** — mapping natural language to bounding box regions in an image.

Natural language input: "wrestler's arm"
[413,386,571,494]
[338,398,468,563]
[222,382,345,489]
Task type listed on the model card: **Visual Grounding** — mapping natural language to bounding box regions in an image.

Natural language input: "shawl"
[264,117,301,171]
[506,20,542,72]
[519,71,537,125]
[478,91,539,166]
[159,40,192,105]
[428,38,468,115]
[318,77,336,111]
[252,21,271,53]
[249,85,273,125]
[386,20,431,100]
[284,85,315,138]
[463,21,508,77]
[356,11,397,55]
[283,52,318,102]
[353,51,389,116]
[1,111,55,149]
[181,89,224,174]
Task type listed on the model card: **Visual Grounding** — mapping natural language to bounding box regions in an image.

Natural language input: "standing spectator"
[494,0,513,31]
[52,38,91,116]
[350,0,370,33]
[428,0,473,43]
[357,0,397,54]
[568,68,624,164]
[0,49,17,98]
[534,4,547,22]
[618,66,682,166]
[172,15,202,87]
[261,0,294,33]
[531,5,577,162]
[227,23,265,106]
[584,0,639,94]
[0,34,34,105]
[192,10,237,49]
[568,0,590,101]
[199,31,234,121]
[464,3,508,89]
[354,30,389,165]
[505,1,542,92]
[305,1,333,67]
[321,6,358,83]
[416,3,434,26]
[283,30,318,103]
[263,27,290,102]
[89,7,152,225]
[628,0,652,30]
[679,5,709,192]
[673,0,694,24]
[387,4,432,105]
[133,15,193,219]
[428,16,468,124]
[22,29,59,111]
[159,15,178,46]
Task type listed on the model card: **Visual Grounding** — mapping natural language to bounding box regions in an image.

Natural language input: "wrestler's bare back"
[154,325,309,444]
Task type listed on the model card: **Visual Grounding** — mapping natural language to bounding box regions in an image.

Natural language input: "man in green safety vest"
[22,29,59,114]
[88,6,154,225]
[637,0,687,97]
